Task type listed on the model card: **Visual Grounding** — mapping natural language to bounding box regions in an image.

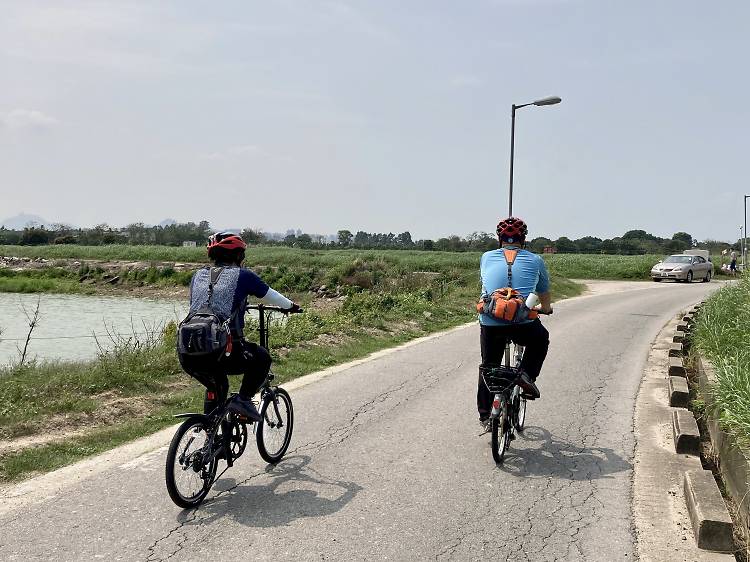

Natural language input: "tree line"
[0,222,739,255]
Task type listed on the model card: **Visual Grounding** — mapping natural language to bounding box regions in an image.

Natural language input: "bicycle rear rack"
[480,365,520,394]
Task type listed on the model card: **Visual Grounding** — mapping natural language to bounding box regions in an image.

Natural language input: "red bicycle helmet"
[207,231,247,252]
[496,217,528,243]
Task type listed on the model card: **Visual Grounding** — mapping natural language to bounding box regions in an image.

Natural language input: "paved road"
[0,281,721,561]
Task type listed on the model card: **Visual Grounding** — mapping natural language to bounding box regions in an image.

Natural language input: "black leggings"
[477,320,549,419]
[180,339,272,413]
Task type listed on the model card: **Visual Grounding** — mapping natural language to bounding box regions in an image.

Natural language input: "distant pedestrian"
[730,249,737,275]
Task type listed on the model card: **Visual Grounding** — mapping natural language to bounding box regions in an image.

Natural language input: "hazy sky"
[1,1,748,242]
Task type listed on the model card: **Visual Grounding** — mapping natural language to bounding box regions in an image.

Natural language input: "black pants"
[180,339,272,414]
[477,320,549,419]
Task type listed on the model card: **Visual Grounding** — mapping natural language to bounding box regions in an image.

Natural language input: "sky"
[1,1,749,242]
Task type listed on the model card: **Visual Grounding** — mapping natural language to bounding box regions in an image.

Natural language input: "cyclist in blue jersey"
[477,217,552,427]
[179,232,300,422]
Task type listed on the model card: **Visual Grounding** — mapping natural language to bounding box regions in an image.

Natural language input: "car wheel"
[686,271,693,283]
[703,270,712,283]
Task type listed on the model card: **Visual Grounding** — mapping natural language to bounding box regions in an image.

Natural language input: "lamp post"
[740,226,744,273]
[508,95,562,216]
[744,195,749,270]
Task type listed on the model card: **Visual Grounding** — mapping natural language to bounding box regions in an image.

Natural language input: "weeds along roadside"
[0,256,582,483]
[692,275,750,453]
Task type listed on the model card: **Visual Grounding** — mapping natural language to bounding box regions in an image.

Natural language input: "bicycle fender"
[173,412,211,423]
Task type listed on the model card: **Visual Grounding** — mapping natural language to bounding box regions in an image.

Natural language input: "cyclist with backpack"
[177,232,300,422]
[476,217,552,428]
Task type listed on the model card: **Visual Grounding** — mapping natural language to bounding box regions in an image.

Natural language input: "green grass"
[693,274,750,452]
[3,244,719,293]
[542,254,663,280]
[0,262,582,482]
[1,245,681,297]
[0,399,200,481]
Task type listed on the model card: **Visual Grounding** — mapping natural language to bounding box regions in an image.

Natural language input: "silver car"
[651,254,712,283]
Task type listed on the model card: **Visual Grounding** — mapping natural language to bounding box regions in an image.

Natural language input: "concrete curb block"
[669,376,690,407]
[696,357,750,531]
[673,330,687,343]
[672,409,701,455]
[684,469,735,552]
[669,343,686,358]
[677,322,691,333]
[669,356,687,377]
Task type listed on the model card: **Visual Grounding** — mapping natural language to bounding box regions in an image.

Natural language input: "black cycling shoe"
[518,372,540,400]
[227,395,262,422]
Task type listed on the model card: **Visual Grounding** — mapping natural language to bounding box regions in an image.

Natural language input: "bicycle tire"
[491,395,509,464]
[256,387,294,464]
[514,388,527,432]
[165,418,218,508]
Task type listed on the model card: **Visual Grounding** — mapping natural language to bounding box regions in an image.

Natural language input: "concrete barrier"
[669,376,690,408]
[684,469,734,552]
[669,343,685,358]
[696,357,750,531]
[672,409,701,455]
[668,356,686,377]
[673,330,687,344]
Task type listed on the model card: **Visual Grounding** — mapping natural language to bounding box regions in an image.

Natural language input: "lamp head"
[533,96,562,106]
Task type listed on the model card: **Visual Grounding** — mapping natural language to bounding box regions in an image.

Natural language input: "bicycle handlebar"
[246,304,304,314]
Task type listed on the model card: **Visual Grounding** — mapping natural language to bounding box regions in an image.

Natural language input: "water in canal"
[0,293,189,366]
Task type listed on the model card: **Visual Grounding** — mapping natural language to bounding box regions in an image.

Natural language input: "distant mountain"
[1,213,50,229]
[158,218,177,227]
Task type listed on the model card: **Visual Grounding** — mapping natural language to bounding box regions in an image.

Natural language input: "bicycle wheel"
[256,387,294,464]
[165,418,218,508]
[513,387,527,432]
[491,395,509,464]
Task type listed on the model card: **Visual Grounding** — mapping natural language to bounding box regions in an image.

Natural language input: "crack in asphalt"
[145,467,270,561]
[430,338,637,561]
[144,361,464,561]
[292,361,462,456]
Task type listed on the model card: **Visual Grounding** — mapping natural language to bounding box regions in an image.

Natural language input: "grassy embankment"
[692,275,750,453]
[0,247,582,482]
[0,244,689,295]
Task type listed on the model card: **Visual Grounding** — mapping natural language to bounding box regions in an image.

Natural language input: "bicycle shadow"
[498,426,632,481]
[178,455,362,528]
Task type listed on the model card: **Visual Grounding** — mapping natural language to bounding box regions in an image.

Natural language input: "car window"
[665,256,692,264]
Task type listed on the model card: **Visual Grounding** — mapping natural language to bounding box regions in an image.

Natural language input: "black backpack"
[177,267,237,358]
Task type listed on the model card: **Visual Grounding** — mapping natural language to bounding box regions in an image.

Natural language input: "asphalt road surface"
[0,281,722,561]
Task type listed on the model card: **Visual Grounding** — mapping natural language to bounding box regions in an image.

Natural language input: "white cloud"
[0,109,59,131]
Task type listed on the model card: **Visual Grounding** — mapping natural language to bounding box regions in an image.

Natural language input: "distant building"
[182,241,197,248]
[543,246,557,254]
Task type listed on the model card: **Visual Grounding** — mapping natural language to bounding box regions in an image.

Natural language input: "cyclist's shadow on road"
[185,455,362,528]
[498,426,632,480]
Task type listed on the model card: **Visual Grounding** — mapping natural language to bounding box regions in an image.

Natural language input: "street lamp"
[744,195,749,270]
[740,226,744,272]
[508,96,562,216]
